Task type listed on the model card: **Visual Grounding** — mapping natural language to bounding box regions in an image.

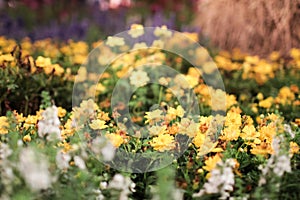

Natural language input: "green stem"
[158,86,163,104]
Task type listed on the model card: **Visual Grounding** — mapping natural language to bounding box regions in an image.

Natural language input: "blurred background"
[0,0,198,43]
[0,0,299,55]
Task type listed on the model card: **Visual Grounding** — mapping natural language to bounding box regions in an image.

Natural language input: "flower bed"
[0,26,300,199]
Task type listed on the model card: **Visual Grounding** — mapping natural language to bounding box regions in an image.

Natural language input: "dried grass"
[194,0,300,56]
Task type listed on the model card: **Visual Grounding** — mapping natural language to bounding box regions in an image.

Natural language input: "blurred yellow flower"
[149,125,167,136]
[0,116,9,134]
[258,97,274,109]
[57,107,67,118]
[36,56,51,67]
[106,133,124,148]
[193,132,205,148]
[0,54,14,63]
[89,119,108,130]
[275,86,295,105]
[203,154,222,178]
[290,142,299,156]
[53,64,64,76]
[145,109,163,124]
[23,135,31,142]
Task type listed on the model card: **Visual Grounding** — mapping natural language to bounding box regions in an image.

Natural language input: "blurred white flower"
[0,143,12,160]
[19,148,52,191]
[74,156,86,170]
[108,174,135,200]
[100,181,108,189]
[91,137,116,161]
[94,189,105,200]
[106,36,125,47]
[193,158,235,199]
[273,155,291,176]
[38,105,61,141]
[56,151,71,170]
[154,26,172,38]
[284,124,295,138]
[128,24,144,38]
[129,70,150,88]
[258,136,292,186]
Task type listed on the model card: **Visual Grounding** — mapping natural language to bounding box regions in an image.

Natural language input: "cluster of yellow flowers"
[215,48,300,85]
[251,85,300,111]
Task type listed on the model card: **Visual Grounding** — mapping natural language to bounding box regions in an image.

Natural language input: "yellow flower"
[240,125,260,144]
[150,134,175,152]
[193,132,205,148]
[226,94,238,109]
[89,119,108,130]
[23,115,38,130]
[290,142,299,155]
[258,97,274,109]
[0,54,14,63]
[145,109,163,124]
[225,111,242,128]
[167,105,185,120]
[202,61,216,74]
[23,135,31,142]
[57,107,67,118]
[0,116,9,134]
[203,154,222,178]
[35,56,51,67]
[178,118,200,138]
[106,133,124,148]
[290,48,300,60]
[185,75,199,88]
[175,105,185,118]
[256,93,264,100]
[148,125,167,136]
[53,64,64,76]
[183,32,198,42]
[275,86,295,105]
[43,65,54,75]
[269,51,280,61]
[221,127,240,141]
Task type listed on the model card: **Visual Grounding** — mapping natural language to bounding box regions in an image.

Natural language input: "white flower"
[19,148,52,191]
[129,70,150,87]
[38,105,61,141]
[91,137,116,161]
[94,189,105,200]
[132,42,147,50]
[151,40,164,48]
[153,26,172,37]
[56,151,71,170]
[284,124,295,138]
[273,155,291,176]
[258,136,292,186]
[0,143,12,160]
[74,156,86,170]
[100,181,108,189]
[106,36,125,47]
[128,24,144,38]
[108,174,135,200]
[193,159,235,199]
